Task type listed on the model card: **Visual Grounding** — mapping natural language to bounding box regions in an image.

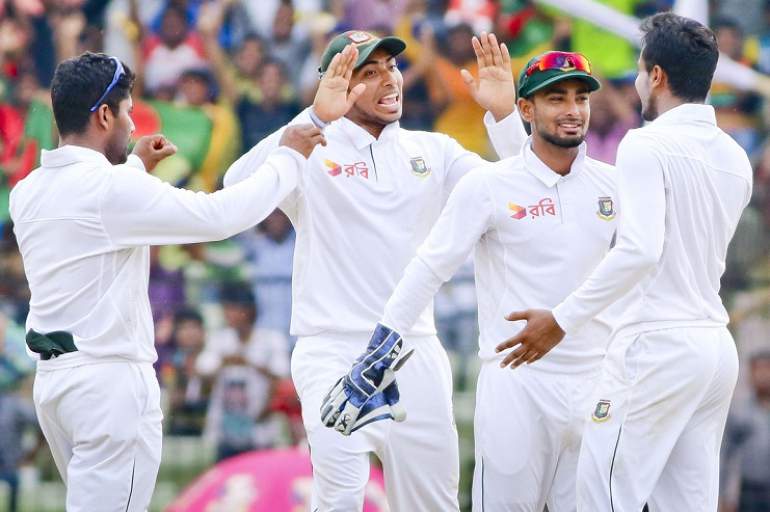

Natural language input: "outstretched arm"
[320,170,495,436]
[496,132,666,368]
[382,170,495,333]
[101,127,324,246]
[464,32,527,159]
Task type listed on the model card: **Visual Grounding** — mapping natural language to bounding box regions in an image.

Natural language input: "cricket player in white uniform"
[223,31,526,511]
[499,13,753,512]
[353,52,622,511]
[9,52,324,511]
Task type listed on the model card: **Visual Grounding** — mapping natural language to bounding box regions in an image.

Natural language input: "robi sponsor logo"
[508,198,557,220]
[508,202,527,220]
[323,159,369,179]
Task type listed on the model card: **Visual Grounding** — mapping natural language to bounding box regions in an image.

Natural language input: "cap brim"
[521,72,601,98]
[354,37,407,68]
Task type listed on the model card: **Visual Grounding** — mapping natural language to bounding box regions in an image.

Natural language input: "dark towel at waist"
[26,330,78,360]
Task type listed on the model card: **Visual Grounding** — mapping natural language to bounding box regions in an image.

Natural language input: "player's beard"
[538,125,585,148]
[105,132,129,165]
[642,93,659,122]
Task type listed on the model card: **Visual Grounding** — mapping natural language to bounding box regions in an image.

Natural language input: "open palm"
[462,32,516,121]
[313,45,367,123]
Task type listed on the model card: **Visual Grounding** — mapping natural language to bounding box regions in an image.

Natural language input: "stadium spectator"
[236,59,301,150]
[585,78,640,164]
[237,209,295,342]
[431,22,492,156]
[197,0,268,105]
[0,327,37,512]
[142,4,207,94]
[267,0,311,89]
[722,351,770,512]
[164,307,209,436]
[0,224,29,325]
[711,17,763,155]
[197,283,290,460]
[341,0,409,33]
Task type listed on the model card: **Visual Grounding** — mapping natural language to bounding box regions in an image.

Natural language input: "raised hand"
[461,32,516,121]
[196,1,225,38]
[132,134,177,172]
[312,44,367,124]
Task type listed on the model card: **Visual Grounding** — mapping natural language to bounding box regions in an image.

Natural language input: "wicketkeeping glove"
[320,323,414,435]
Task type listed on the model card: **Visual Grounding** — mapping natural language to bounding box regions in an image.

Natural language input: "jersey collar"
[647,103,716,128]
[41,145,112,168]
[522,136,587,188]
[337,116,400,150]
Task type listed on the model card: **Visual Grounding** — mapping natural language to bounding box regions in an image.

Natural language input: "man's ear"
[517,97,534,124]
[650,64,667,92]
[94,104,112,131]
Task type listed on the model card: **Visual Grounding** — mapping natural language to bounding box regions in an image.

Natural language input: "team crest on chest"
[597,196,615,221]
[592,399,612,422]
[410,157,431,178]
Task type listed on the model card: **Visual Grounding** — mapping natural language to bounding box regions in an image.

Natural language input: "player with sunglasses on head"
[365,50,625,511]
[498,13,753,512]
[9,52,325,511]
[223,31,526,510]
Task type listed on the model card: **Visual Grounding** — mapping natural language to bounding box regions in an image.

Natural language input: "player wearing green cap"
[367,49,627,511]
[224,31,526,511]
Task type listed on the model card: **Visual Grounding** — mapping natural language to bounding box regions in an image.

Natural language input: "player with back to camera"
[499,13,753,512]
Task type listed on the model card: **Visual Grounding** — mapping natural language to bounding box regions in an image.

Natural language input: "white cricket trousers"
[472,362,599,512]
[578,326,738,512]
[33,354,163,512]
[290,332,460,512]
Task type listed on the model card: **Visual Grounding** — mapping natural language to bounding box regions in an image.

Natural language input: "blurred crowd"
[0,0,769,510]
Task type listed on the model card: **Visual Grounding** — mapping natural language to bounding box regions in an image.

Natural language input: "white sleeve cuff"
[552,301,580,335]
[125,154,146,172]
[484,109,527,159]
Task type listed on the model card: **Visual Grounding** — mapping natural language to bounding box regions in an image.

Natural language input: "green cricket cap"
[517,51,601,99]
[318,30,406,74]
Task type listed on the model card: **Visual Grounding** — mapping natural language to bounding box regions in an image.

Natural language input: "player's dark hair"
[51,52,135,136]
[639,12,718,103]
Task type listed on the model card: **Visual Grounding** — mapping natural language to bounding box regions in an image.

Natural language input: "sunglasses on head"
[525,52,592,77]
[89,57,125,112]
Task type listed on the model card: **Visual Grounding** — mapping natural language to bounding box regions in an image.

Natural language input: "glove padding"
[320,324,413,435]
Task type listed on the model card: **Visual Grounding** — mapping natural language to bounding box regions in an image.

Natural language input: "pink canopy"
[166,447,389,511]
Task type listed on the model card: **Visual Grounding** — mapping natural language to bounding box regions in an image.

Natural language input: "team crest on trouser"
[592,399,611,422]
[597,196,615,221]
[410,157,431,177]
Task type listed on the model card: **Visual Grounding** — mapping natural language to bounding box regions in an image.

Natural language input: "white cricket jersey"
[223,109,526,337]
[382,139,618,373]
[10,144,303,364]
[553,104,753,337]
